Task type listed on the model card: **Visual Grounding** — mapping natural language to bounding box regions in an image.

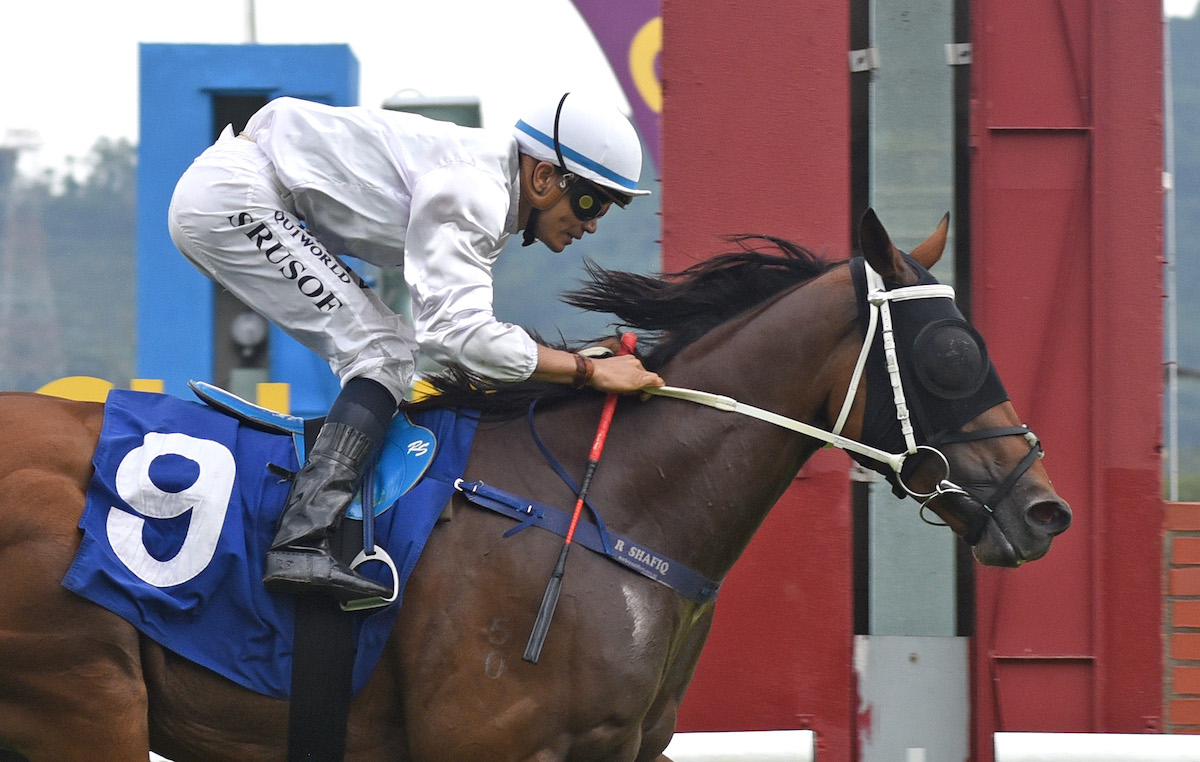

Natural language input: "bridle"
[645,259,1044,545]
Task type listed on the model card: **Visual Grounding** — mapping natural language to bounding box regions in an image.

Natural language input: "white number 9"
[106,432,235,587]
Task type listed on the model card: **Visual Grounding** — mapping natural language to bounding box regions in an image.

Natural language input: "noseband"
[646,259,1044,546]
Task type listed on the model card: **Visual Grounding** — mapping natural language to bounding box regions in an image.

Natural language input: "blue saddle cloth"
[63,389,477,699]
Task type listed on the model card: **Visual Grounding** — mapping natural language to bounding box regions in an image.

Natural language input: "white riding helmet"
[513,92,651,205]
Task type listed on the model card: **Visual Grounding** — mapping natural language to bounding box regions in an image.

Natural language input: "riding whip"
[524,332,637,663]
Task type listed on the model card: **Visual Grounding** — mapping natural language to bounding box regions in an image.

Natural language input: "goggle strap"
[553,93,570,174]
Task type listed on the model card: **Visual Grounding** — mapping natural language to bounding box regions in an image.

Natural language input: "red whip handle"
[523,332,639,663]
[592,332,637,455]
[564,332,636,543]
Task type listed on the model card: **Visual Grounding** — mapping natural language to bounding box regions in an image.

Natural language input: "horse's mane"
[406,235,839,416]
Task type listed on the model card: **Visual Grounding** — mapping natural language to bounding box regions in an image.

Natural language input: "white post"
[244,0,258,44]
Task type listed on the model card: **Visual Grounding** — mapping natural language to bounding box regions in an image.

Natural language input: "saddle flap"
[345,414,437,520]
[189,380,305,436]
[189,381,438,518]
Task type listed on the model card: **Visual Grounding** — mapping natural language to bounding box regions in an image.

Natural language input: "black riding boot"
[263,378,397,602]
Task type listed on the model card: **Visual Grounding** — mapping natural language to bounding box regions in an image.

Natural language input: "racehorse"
[0,211,1070,761]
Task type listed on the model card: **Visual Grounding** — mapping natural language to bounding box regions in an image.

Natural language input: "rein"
[645,385,906,472]
[646,263,1044,545]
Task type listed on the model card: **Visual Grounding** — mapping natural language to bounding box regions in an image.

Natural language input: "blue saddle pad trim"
[188,379,306,435]
[63,390,477,699]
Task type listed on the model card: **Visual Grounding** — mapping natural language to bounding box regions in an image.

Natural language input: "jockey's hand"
[531,346,664,393]
[588,353,664,394]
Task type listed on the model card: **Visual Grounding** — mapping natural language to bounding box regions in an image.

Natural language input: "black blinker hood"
[848,255,1010,478]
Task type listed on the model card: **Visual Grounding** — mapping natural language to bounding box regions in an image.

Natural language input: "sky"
[2,0,1195,177]
[1,0,627,177]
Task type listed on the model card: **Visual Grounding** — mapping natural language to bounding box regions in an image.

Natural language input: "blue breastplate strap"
[447,478,720,605]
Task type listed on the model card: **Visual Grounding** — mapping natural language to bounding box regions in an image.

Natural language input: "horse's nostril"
[1027,500,1072,535]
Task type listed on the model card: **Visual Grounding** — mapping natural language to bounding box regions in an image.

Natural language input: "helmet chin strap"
[522,178,568,247]
[522,208,540,247]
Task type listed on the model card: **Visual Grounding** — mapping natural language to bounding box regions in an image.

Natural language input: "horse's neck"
[622,269,858,579]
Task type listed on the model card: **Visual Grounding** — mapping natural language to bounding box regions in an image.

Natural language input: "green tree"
[0,138,137,390]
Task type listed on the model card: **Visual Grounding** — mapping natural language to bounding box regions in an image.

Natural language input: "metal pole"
[245,0,258,43]
[1165,11,1179,502]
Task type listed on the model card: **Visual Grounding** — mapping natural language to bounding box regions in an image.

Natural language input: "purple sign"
[571,0,662,170]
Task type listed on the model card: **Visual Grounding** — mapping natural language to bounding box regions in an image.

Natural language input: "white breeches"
[167,130,416,403]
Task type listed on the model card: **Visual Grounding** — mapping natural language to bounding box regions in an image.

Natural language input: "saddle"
[188,380,436,522]
[183,382,458,758]
[188,380,438,609]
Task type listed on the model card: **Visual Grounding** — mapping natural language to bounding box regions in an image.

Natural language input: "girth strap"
[449,478,721,605]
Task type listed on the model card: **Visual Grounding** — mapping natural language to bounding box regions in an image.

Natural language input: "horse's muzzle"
[971,495,1072,567]
[1027,498,1073,536]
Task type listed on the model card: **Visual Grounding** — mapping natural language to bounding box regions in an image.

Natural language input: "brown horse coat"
[0,212,1069,761]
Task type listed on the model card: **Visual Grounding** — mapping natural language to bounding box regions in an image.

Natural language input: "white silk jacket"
[244,97,538,382]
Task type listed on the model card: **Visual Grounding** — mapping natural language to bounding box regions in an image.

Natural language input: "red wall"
[660,1,1163,759]
[661,1,856,759]
[969,0,1164,755]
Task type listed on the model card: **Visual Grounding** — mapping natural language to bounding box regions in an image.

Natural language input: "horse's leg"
[140,642,303,761]
[0,470,151,760]
[344,647,410,760]
[394,501,694,762]
[634,609,714,762]
[144,635,408,761]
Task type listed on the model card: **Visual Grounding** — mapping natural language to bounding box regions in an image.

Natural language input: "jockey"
[167,92,663,602]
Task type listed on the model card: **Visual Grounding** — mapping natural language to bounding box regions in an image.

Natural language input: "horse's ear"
[859,208,904,280]
[910,212,950,270]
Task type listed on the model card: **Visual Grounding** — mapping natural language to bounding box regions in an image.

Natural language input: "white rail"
[995,732,1200,761]
[664,730,816,762]
[149,731,819,762]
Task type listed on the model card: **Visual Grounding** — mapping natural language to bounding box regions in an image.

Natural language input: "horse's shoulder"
[0,393,104,478]
[0,391,104,426]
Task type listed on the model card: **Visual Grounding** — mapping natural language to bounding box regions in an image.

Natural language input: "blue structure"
[136,44,358,416]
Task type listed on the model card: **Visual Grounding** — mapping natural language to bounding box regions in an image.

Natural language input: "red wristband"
[571,354,595,389]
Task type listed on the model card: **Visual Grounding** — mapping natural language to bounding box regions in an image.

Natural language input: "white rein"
[643,266,958,490]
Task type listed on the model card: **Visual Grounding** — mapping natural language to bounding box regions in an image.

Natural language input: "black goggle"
[561,174,613,221]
